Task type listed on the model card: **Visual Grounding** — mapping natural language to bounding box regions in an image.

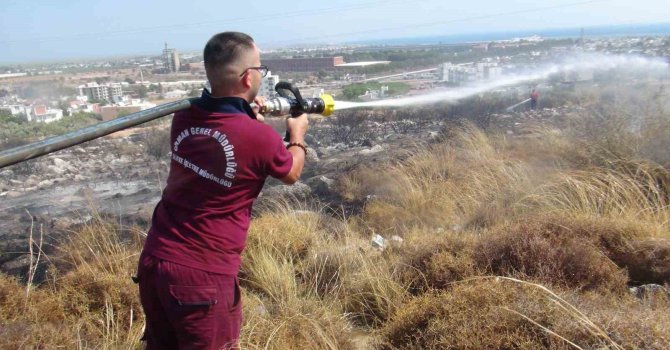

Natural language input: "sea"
[350,22,670,46]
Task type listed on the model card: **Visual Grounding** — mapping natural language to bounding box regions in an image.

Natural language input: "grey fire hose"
[0,98,196,169]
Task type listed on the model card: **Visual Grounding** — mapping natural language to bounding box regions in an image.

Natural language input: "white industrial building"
[439,63,476,84]
[439,62,503,85]
[476,63,503,80]
[78,82,123,102]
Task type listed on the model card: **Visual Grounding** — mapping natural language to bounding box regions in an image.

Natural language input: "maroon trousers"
[137,252,242,350]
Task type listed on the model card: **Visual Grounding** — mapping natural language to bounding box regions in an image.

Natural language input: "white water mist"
[334,53,669,110]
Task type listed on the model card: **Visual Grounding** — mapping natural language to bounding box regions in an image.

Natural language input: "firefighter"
[135,32,308,349]
[530,88,539,110]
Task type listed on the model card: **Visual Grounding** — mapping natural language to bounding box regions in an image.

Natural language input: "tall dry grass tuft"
[0,207,145,349]
[501,126,592,169]
[520,163,670,229]
[0,274,70,347]
[298,235,370,299]
[380,279,570,350]
[245,204,322,261]
[474,215,670,292]
[351,124,532,235]
[57,207,144,275]
[475,215,632,292]
[385,228,479,293]
[242,244,300,304]
[338,250,409,327]
[241,204,359,349]
[243,200,410,330]
[380,278,670,350]
[50,208,145,348]
[242,205,323,302]
[240,290,354,350]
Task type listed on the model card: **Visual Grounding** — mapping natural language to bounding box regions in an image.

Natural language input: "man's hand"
[281,113,309,185]
[286,113,308,143]
[252,96,266,123]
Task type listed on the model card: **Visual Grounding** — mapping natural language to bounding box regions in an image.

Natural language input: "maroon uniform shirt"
[143,90,293,274]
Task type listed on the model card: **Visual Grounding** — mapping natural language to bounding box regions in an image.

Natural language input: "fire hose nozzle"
[253,82,335,117]
[320,93,335,116]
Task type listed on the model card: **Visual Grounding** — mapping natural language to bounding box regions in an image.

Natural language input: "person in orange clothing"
[530,88,539,110]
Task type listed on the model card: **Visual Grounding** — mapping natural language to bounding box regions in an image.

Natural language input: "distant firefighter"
[530,89,539,110]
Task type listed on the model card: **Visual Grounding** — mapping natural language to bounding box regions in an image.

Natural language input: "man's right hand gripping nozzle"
[286,113,309,143]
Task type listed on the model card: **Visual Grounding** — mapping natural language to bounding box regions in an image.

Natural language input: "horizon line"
[3,20,669,66]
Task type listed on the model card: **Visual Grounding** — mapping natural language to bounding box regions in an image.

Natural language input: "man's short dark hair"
[204,32,255,71]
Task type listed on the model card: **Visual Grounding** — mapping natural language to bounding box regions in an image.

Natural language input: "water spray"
[506,98,532,112]
[334,53,669,110]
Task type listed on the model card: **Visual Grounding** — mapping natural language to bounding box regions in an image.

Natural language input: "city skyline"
[2,0,670,64]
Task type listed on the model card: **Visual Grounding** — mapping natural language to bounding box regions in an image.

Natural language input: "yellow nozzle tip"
[320,94,335,116]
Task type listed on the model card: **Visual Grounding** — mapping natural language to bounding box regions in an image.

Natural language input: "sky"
[1,0,669,64]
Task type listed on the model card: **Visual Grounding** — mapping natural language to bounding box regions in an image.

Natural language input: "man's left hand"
[252,96,266,123]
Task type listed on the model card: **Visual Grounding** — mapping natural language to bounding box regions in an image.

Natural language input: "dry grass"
[385,229,479,293]
[243,205,409,329]
[2,91,670,349]
[240,289,355,350]
[520,163,670,229]
[338,252,409,327]
[348,125,533,234]
[379,278,670,350]
[0,209,145,349]
[475,216,632,292]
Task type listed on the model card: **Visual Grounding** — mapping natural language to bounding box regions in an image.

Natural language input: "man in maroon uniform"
[136,32,308,349]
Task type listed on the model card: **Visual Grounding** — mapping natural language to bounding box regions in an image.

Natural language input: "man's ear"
[241,72,252,89]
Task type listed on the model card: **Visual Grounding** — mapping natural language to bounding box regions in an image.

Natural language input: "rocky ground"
[0,105,566,280]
